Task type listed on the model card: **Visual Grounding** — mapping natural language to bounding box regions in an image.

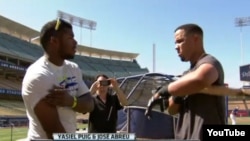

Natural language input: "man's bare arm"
[44,86,94,114]
[200,85,250,96]
[166,86,250,115]
[167,64,219,96]
[114,88,128,106]
[34,99,66,139]
[72,92,94,113]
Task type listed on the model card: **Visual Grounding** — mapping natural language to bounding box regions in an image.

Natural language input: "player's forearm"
[35,100,66,139]
[73,93,94,113]
[45,123,66,139]
[89,85,97,95]
[167,78,206,96]
[200,86,243,96]
[114,88,128,106]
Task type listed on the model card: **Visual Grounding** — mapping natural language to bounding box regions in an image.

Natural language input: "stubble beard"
[180,56,186,62]
[64,54,75,60]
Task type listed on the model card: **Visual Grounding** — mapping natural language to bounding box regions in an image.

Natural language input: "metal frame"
[116,73,177,133]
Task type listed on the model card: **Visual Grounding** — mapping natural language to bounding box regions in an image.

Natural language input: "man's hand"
[145,86,171,119]
[144,94,168,119]
[90,81,99,94]
[109,78,120,90]
[45,85,74,107]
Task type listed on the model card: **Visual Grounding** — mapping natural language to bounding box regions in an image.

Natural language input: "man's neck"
[98,94,107,103]
[190,52,206,69]
[45,54,64,66]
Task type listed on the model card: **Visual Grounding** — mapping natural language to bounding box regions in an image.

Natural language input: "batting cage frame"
[115,73,177,139]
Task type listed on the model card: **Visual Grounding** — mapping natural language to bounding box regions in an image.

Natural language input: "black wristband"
[158,85,170,97]
[172,96,183,104]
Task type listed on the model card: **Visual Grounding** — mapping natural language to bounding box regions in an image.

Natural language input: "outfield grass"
[0,126,28,141]
[0,124,87,141]
[1,117,249,141]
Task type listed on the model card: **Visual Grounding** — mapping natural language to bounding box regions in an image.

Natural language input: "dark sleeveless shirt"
[174,54,226,141]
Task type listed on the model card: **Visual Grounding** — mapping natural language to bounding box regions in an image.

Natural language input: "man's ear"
[193,34,201,43]
[50,36,58,45]
[193,34,198,41]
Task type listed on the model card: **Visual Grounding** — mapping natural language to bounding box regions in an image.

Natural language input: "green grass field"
[1,117,249,141]
[0,123,87,141]
[0,126,27,141]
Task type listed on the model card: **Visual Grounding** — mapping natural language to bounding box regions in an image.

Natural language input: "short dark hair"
[174,23,203,36]
[95,74,109,81]
[40,18,72,50]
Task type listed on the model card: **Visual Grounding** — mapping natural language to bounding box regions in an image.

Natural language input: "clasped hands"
[44,85,74,107]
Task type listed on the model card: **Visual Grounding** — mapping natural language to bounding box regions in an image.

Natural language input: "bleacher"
[0,31,149,79]
[0,77,21,90]
[0,32,43,61]
[72,52,148,78]
[0,99,26,116]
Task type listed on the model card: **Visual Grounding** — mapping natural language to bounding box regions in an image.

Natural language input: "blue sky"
[0,0,250,88]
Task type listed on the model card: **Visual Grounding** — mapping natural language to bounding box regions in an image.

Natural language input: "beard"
[66,55,74,60]
[180,56,186,62]
[63,54,75,60]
